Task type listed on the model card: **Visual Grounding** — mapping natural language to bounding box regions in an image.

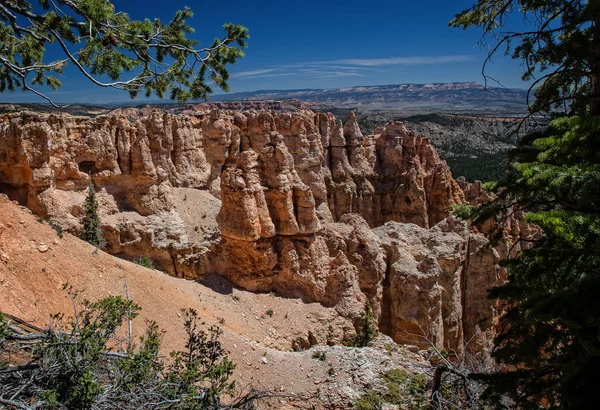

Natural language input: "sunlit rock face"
[0,108,538,351]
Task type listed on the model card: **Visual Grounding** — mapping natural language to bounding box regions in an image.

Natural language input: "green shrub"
[384,343,395,354]
[0,289,261,408]
[40,389,60,408]
[354,390,384,410]
[383,369,429,408]
[0,313,9,370]
[49,221,64,238]
[354,369,429,410]
[0,313,8,340]
[165,308,237,406]
[312,351,327,361]
[451,203,475,220]
[134,255,154,269]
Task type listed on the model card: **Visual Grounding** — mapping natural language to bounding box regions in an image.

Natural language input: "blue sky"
[1,0,530,104]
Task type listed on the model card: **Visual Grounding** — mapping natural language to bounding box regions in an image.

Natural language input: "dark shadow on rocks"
[197,273,234,295]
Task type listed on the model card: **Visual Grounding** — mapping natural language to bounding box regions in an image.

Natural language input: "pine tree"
[81,178,105,248]
[451,1,600,408]
[472,117,600,409]
[450,0,600,116]
[355,300,378,347]
[0,1,248,106]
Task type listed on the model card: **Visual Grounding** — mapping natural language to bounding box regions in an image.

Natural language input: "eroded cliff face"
[0,109,536,351]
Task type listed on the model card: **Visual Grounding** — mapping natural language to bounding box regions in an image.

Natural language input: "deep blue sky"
[2,0,530,104]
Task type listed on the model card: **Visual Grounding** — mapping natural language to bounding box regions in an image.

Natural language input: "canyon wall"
[0,109,537,351]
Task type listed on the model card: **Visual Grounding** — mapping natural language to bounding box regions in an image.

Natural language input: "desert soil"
[0,195,425,409]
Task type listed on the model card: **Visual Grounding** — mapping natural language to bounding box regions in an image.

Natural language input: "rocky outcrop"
[0,108,531,351]
[374,217,506,352]
[0,109,462,226]
[323,114,465,227]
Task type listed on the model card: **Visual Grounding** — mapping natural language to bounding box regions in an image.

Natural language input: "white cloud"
[299,69,364,78]
[326,55,474,66]
[230,69,277,79]
[231,55,473,81]
[249,73,296,79]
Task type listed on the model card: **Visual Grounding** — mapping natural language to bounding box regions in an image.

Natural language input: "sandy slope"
[0,194,424,408]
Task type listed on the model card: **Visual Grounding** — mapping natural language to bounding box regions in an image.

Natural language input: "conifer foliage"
[0,0,249,106]
[354,300,378,347]
[451,1,600,408]
[450,0,600,116]
[81,178,105,248]
[475,116,600,409]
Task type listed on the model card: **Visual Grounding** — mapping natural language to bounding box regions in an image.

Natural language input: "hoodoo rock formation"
[0,109,537,351]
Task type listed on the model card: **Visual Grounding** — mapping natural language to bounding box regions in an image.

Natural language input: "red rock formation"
[321,114,465,228]
[0,108,524,351]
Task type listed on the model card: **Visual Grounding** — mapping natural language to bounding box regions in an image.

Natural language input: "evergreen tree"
[0,1,248,106]
[81,178,105,248]
[450,0,600,116]
[474,117,600,409]
[451,1,600,408]
[355,300,378,347]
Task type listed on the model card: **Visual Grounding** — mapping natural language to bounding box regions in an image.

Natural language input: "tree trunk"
[592,0,600,116]
[430,365,446,410]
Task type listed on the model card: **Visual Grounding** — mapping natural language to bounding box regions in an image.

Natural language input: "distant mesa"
[208,82,528,115]
[1,81,527,116]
